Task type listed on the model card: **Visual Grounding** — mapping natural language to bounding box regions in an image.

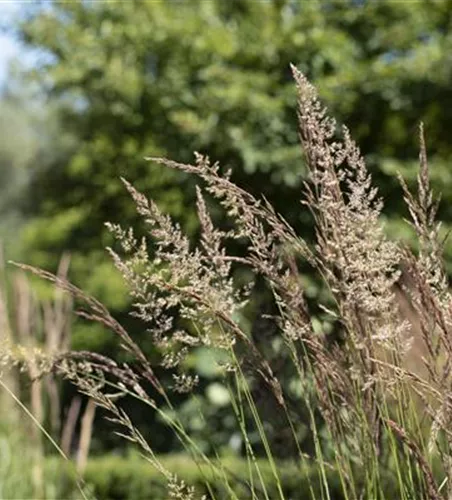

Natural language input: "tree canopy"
[14,0,452,291]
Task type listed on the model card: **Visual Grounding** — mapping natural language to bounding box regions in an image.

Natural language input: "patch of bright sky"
[0,2,25,88]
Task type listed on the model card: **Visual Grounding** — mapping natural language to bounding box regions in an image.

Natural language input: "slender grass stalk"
[0,379,91,500]
[228,375,271,500]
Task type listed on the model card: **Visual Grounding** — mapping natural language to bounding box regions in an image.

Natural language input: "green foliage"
[58,453,344,500]
[0,422,82,500]
[56,452,440,499]
[14,0,452,301]
[0,83,67,257]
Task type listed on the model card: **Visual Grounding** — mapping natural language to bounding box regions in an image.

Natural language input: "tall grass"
[4,67,452,499]
[0,254,93,498]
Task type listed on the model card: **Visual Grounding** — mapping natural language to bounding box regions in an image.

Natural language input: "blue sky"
[0,2,23,88]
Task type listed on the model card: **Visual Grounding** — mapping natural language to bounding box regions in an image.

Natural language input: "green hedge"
[54,452,429,499]
[54,454,345,500]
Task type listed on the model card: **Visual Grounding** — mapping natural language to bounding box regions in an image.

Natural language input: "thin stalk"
[0,379,91,500]
[228,375,270,500]
[231,349,286,500]
[73,371,244,500]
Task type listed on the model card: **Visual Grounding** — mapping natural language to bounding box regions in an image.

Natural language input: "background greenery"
[1,0,452,496]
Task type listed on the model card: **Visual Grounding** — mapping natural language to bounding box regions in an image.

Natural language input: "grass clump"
[4,66,452,499]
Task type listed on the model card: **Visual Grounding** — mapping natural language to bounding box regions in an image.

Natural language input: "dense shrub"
[56,454,344,500]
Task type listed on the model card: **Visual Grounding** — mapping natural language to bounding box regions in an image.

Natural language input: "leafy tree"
[0,76,71,258]
[15,0,452,288]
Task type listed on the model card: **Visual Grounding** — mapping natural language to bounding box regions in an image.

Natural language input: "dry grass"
[3,66,452,499]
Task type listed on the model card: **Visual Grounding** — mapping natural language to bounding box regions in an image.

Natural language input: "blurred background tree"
[12,0,452,288]
[2,0,452,457]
